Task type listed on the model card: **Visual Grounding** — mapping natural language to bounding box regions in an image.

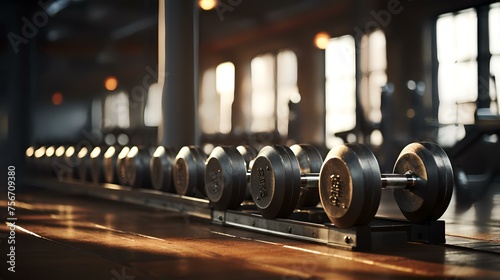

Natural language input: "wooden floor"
[0,185,499,280]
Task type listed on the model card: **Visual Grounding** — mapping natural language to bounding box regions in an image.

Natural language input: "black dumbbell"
[319,142,454,228]
[150,146,177,192]
[33,146,46,176]
[103,146,119,184]
[249,144,323,219]
[63,146,77,179]
[173,146,207,196]
[42,146,56,177]
[125,146,153,188]
[76,146,91,181]
[25,146,36,175]
[89,146,105,183]
[204,145,257,210]
[116,146,131,186]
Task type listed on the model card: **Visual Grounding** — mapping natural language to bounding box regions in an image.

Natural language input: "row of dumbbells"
[26,141,454,229]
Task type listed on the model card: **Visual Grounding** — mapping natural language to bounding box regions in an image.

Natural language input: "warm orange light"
[52,92,63,105]
[199,0,217,10]
[105,76,118,91]
[314,32,330,50]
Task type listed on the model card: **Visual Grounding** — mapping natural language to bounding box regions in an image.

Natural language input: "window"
[360,29,387,125]
[490,3,500,114]
[251,53,276,132]
[103,91,130,129]
[436,4,500,146]
[325,35,356,148]
[250,50,299,134]
[144,83,162,127]
[199,61,235,134]
[437,9,478,125]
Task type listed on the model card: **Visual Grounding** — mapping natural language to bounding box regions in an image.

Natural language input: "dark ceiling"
[2,0,340,103]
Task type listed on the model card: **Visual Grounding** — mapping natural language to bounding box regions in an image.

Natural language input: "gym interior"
[1,0,499,279]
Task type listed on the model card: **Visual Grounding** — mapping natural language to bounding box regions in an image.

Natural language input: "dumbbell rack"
[25,177,446,252]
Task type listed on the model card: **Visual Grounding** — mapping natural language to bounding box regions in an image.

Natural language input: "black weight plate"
[205,146,247,210]
[319,143,381,229]
[290,144,323,208]
[116,147,130,186]
[89,147,105,183]
[76,146,90,181]
[236,145,258,200]
[103,146,118,183]
[250,145,301,219]
[150,146,177,192]
[393,142,454,222]
[173,146,207,196]
[126,146,152,188]
[274,145,302,217]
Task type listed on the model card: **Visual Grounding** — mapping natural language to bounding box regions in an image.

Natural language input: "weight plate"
[116,146,130,185]
[174,146,207,196]
[290,144,323,208]
[393,142,454,222]
[150,146,177,192]
[89,147,105,183]
[236,145,257,200]
[103,146,118,183]
[319,143,381,229]
[76,146,90,181]
[250,145,301,219]
[205,146,247,210]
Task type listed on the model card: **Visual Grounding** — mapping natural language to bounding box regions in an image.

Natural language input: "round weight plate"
[290,144,323,208]
[89,147,105,183]
[76,146,90,181]
[393,142,454,222]
[236,145,257,200]
[205,146,247,210]
[174,146,207,196]
[103,146,118,183]
[116,147,130,185]
[250,145,301,219]
[319,143,381,229]
[150,146,176,192]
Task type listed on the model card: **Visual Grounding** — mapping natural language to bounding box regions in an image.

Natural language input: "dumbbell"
[249,144,323,219]
[52,145,67,179]
[103,146,119,184]
[204,145,257,210]
[63,146,77,179]
[89,146,105,183]
[125,146,153,188]
[25,146,36,175]
[116,146,131,185]
[42,146,56,177]
[150,146,177,192]
[76,146,90,181]
[319,142,454,228]
[33,146,46,176]
[173,146,207,196]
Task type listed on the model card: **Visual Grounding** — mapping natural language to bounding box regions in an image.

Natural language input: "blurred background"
[1,0,499,222]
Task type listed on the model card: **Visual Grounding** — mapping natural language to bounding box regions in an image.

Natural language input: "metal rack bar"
[25,178,445,251]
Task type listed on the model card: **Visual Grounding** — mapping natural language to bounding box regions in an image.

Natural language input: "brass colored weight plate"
[393,142,454,222]
[319,143,381,229]
[174,146,207,196]
[150,146,176,192]
[250,145,301,219]
[205,146,247,210]
[290,144,323,208]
